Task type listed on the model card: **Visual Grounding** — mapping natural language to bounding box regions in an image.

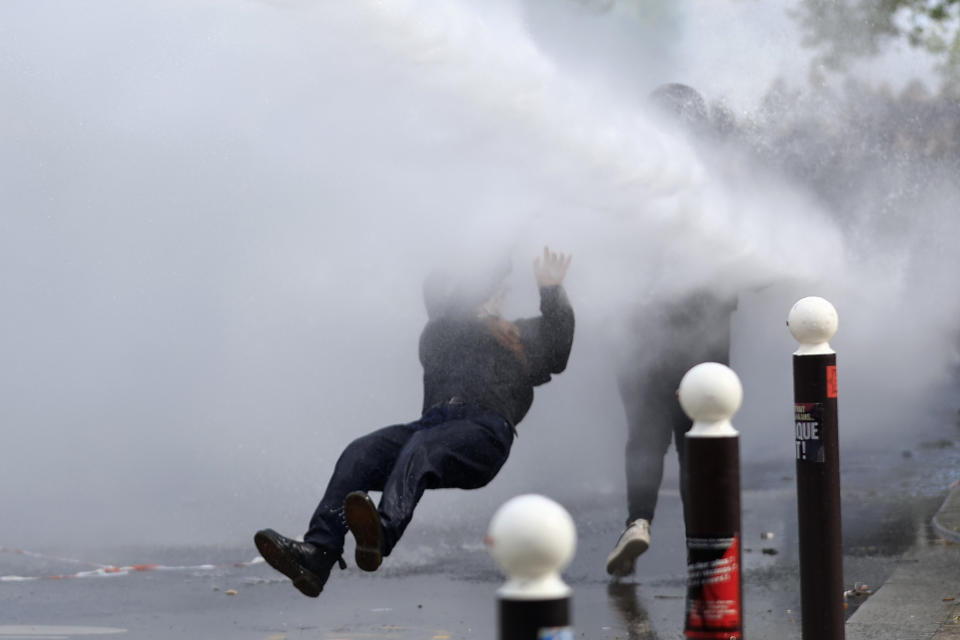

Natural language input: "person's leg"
[375,409,514,555]
[256,421,416,596]
[607,365,682,577]
[620,371,676,525]
[303,422,414,552]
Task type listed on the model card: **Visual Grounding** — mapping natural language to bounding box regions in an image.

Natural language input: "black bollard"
[486,494,576,640]
[499,599,570,640]
[787,296,843,640]
[678,362,744,640]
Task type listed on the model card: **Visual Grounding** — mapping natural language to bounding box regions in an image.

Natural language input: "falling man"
[255,246,575,597]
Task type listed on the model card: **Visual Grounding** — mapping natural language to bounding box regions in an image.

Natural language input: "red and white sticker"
[685,535,741,640]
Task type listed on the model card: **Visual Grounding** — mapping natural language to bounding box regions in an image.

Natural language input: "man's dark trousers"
[304,402,514,556]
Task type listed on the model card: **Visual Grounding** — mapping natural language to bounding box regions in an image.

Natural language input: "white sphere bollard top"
[678,362,742,437]
[787,296,838,356]
[485,494,576,599]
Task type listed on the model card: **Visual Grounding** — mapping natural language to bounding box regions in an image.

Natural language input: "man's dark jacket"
[418,285,574,427]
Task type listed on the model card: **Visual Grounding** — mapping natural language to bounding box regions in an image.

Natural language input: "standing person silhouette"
[606,288,736,576]
[255,246,574,597]
[606,84,738,577]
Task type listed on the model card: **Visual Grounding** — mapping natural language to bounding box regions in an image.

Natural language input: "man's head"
[649,83,709,132]
[423,254,512,320]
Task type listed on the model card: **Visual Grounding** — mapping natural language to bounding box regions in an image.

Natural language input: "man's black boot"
[344,491,384,572]
[254,528,345,597]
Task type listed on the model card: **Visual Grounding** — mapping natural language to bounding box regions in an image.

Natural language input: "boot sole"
[344,492,383,572]
[254,529,323,597]
[605,537,650,577]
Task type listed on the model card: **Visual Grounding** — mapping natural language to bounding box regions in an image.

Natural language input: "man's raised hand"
[533,246,572,287]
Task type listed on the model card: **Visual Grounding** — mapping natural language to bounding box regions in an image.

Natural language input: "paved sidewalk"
[847,485,960,640]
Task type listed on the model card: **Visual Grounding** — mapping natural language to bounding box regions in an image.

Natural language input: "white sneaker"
[605,519,651,577]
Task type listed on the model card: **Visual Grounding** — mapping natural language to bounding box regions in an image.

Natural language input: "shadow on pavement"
[607,582,655,639]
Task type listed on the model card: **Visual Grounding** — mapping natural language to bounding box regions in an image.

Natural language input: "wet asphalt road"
[3,425,958,639]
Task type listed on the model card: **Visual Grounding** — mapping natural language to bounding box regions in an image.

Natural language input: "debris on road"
[842,583,873,600]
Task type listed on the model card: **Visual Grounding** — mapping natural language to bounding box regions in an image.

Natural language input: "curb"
[846,482,960,640]
[932,483,960,545]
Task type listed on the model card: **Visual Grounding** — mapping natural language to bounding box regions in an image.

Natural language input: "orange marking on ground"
[130,564,160,572]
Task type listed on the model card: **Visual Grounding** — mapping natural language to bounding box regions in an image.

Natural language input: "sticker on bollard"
[537,627,574,640]
[826,365,838,398]
[685,535,741,640]
[795,402,825,463]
